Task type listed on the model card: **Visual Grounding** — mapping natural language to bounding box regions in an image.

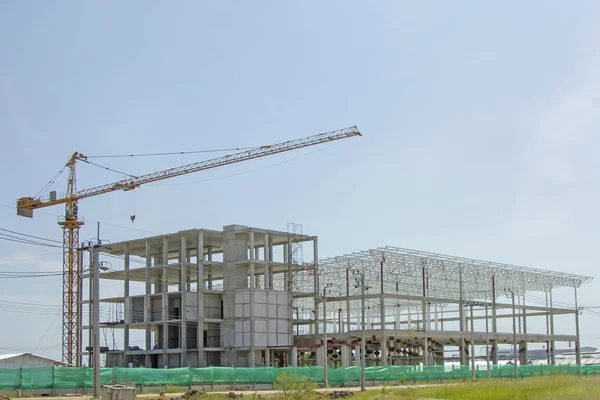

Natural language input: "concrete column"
[268,238,274,289]
[180,235,187,366]
[286,236,293,292]
[264,233,270,290]
[124,243,130,352]
[207,247,213,290]
[434,304,439,331]
[291,346,298,367]
[381,295,387,365]
[549,288,555,364]
[197,231,205,367]
[316,346,325,366]
[313,237,319,336]
[162,295,168,366]
[162,237,169,365]
[264,349,270,367]
[145,240,152,367]
[341,345,350,367]
[249,230,256,367]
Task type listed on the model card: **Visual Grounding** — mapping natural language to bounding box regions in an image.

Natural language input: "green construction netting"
[1,364,599,390]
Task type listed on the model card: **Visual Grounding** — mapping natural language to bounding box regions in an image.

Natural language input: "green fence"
[1,364,599,390]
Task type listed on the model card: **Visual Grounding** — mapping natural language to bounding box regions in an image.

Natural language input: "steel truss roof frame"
[314,246,592,306]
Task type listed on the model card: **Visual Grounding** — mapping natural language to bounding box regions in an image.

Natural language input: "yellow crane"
[16,126,361,366]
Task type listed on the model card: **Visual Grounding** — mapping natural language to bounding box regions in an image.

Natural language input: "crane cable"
[33,146,260,197]
[85,146,259,159]
[79,159,138,178]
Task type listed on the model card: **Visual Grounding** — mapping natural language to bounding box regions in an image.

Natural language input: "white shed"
[0,353,62,368]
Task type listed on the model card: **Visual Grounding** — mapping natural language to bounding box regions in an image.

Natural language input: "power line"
[0,227,62,244]
[0,272,62,279]
[0,234,62,248]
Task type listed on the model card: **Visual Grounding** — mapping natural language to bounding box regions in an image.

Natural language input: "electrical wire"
[0,272,62,279]
[32,311,61,355]
[0,227,62,244]
[0,234,62,248]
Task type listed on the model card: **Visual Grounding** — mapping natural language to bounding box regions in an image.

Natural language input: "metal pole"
[511,290,518,379]
[346,269,351,333]
[88,251,93,367]
[549,288,555,364]
[485,305,490,379]
[574,286,581,375]
[92,247,100,398]
[470,304,475,379]
[323,287,328,388]
[360,273,366,392]
[545,290,550,364]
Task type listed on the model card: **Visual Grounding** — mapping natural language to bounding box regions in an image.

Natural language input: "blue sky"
[1,1,599,361]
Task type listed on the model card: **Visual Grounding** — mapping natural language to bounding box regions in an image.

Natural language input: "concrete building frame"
[78,225,318,368]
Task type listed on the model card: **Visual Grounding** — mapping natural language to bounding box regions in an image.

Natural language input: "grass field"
[351,376,600,400]
[151,375,600,400]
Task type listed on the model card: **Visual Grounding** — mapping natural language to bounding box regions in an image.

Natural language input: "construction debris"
[181,390,202,399]
[328,391,353,399]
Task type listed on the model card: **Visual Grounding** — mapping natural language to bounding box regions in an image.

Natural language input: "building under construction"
[81,225,592,369]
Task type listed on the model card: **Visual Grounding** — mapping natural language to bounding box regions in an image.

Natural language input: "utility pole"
[485,304,490,379]
[352,270,368,392]
[574,286,582,376]
[93,222,101,398]
[79,225,106,399]
[505,288,518,379]
[92,246,100,398]
[470,303,475,379]
[322,283,332,388]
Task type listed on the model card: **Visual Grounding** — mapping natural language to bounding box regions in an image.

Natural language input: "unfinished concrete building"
[78,224,318,368]
[296,247,592,369]
[80,225,592,370]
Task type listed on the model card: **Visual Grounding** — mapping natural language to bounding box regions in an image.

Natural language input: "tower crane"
[16,126,361,366]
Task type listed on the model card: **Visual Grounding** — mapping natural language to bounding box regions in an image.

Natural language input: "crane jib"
[18,126,361,209]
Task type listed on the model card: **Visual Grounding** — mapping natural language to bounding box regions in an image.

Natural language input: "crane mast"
[16,126,361,365]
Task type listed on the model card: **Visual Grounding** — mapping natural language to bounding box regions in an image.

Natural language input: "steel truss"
[307,246,592,320]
